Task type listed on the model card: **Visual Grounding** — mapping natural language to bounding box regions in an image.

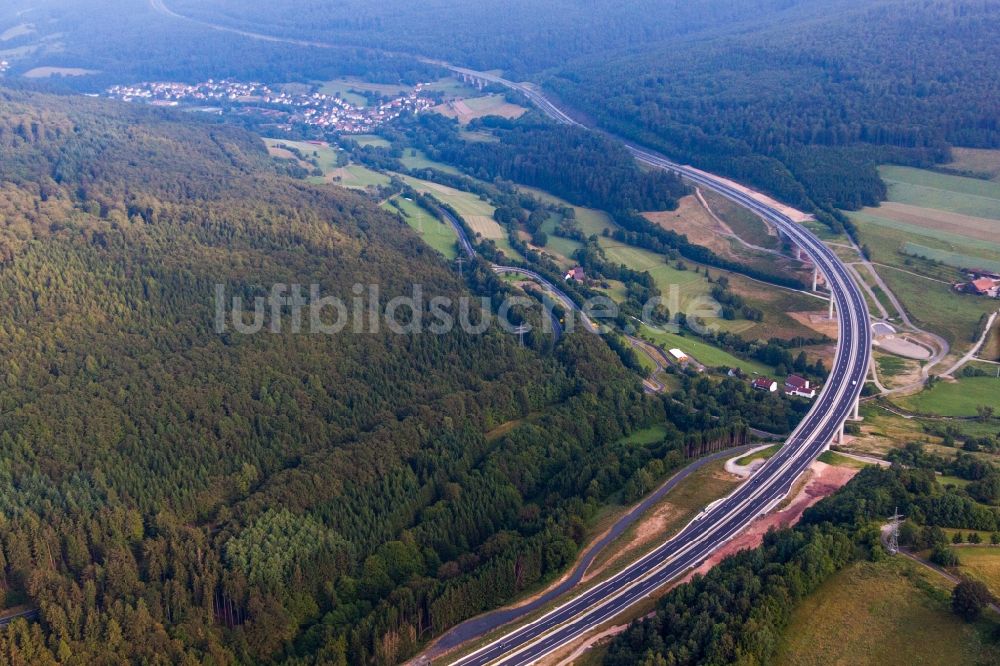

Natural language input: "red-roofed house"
[752,376,778,392]
[969,277,999,297]
[785,374,816,398]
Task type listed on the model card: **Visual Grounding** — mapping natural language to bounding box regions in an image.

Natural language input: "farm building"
[784,374,816,399]
[751,377,778,392]
[564,266,586,282]
[668,348,688,363]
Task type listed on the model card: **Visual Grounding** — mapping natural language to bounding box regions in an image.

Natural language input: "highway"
[143,5,872,661]
[443,72,872,666]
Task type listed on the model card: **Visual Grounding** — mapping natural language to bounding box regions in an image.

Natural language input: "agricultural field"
[398,175,523,260]
[895,375,1000,417]
[22,66,98,78]
[348,134,391,148]
[381,196,459,260]
[318,78,411,107]
[637,324,774,375]
[850,209,997,347]
[433,94,527,124]
[879,165,1000,220]
[939,147,1000,183]
[0,23,36,41]
[399,148,461,174]
[327,164,391,189]
[773,558,1000,666]
[956,547,1000,597]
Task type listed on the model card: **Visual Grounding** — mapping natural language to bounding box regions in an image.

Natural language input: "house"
[752,376,778,392]
[784,374,816,399]
[968,277,1000,298]
[564,267,585,282]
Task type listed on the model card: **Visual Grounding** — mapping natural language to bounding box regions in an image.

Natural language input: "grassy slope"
[897,376,1000,417]
[381,196,459,259]
[774,558,1000,666]
[638,324,773,375]
[957,547,1000,597]
[880,166,1000,220]
[849,167,998,347]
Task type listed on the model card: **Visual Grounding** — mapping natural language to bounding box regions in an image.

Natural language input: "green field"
[348,134,391,148]
[880,165,1000,220]
[735,444,779,466]
[850,215,996,346]
[422,76,481,98]
[264,138,341,172]
[381,196,458,259]
[399,149,461,174]
[817,451,870,468]
[398,175,523,260]
[851,210,1000,263]
[618,424,670,446]
[637,323,773,375]
[897,376,1000,417]
[900,242,1000,274]
[774,558,1000,666]
[318,78,411,107]
[956,547,1000,597]
[326,164,391,189]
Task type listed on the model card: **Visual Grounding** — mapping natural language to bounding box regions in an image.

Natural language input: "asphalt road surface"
[444,71,871,666]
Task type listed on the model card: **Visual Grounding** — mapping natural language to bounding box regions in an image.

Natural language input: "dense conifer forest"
[0,86,811,663]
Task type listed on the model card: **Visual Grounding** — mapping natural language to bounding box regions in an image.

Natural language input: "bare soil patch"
[685,461,857,579]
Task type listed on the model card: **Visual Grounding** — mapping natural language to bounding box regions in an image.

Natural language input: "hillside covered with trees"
[0,86,789,664]
[128,0,1000,226]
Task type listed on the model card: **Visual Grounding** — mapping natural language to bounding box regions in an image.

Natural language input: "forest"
[0,86,801,664]
[151,0,1000,220]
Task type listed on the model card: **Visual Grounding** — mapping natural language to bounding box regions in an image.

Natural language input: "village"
[104,78,436,134]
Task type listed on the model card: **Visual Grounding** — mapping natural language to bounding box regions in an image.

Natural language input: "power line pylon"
[888,507,904,555]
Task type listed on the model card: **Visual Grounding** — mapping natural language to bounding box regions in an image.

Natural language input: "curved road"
[146,5,872,663]
[440,72,872,666]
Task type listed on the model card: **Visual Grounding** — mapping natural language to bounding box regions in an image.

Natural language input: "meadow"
[956,547,1000,597]
[896,375,1000,417]
[637,324,773,375]
[940,147,1000,182]
[879,165,1000,220]
[318,78,411,107]
[433,94,527,124]
[774,558,1000,666]
[381,196,459,260]
[398,175,524,259]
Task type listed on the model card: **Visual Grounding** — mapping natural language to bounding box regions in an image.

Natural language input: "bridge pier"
[828,297,835,320]
[836,421,845,446]
[812,267,819,292]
